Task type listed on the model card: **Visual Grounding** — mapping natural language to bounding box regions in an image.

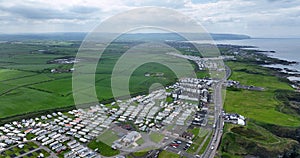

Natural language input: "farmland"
[0,41,76,119]
[0,41,197,119]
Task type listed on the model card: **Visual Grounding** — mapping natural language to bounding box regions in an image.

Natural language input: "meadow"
[221,61,300,157]
[0,41,201,119]
[224,61,300,126]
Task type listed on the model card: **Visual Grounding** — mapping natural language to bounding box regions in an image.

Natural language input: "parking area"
[165,139,192,155]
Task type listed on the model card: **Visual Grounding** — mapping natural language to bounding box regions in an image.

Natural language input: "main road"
[202,65,231,158]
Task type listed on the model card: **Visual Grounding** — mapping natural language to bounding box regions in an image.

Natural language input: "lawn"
[187,127,200,137]
[158,150,180,158]
[132,151,148,157]
[87,139,120,157]
[136,137,145,145]
[149,132,165,143]
[187,129,209,154]
[198,132,212,155]
[97,129,120,146]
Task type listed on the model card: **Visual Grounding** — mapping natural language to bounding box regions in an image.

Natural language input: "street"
[202,65,231,158]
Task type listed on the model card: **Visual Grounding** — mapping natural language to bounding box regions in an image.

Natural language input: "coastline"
[216,38,300,89]
[219,43,300,157]
[244,47,300,86]
[216,43,300,91]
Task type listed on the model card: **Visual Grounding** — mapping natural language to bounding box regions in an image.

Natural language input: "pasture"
[224,61,300,126]
[0,41,200,119]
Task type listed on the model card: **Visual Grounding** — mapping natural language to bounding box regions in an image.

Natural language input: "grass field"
[87,139,120,157]
[220,123,298,157]
[0,43,78,118]
[158,150,180,158]
[0,69,35,81]
[187,127,200,136]
[97,130,120,146]
[132,151,148,157]
[0,41,185,119]
[224,61,300,126]
[221,61,300,157]
[187,128,209,154]
[149,132,165,143]
[198,132,212,155]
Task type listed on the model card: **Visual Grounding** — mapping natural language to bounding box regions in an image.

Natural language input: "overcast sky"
[0,0,299,37]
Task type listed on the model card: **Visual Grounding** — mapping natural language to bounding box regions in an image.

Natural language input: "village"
[0,76,246,158]
[0,49,249,158]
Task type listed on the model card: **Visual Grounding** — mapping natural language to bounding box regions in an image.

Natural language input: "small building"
[182,132,194,140]
[122,131,141,146]
[79,138,88,143]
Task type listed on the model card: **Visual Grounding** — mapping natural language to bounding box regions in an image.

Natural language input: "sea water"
[215,38,300,81]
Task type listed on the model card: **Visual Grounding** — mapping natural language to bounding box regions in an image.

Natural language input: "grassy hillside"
[221,61,300,157]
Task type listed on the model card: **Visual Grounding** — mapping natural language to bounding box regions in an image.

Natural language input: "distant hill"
[0,32,86,41]
[0,32,250,41]
[210,33,251,40]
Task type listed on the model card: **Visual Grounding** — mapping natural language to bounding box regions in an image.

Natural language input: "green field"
[0,41,191,119]
[221,61,300,157]
[149,132,165,143]
[97,130,120,146]
[224,61,300,126]
[187,128,209,154]
[158,150,180,158]
[198,132,212,155]
[87,139,120,157]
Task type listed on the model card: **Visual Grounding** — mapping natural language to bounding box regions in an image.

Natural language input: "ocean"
[215,38,300,81]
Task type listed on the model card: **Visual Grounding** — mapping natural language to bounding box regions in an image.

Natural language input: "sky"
[0,0,299,37]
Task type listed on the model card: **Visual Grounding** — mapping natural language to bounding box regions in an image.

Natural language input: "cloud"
[0,5,71,20]
[0,4,101,20]
[179,0,300,37]
[69,6,100,14]
[0,0,299,37]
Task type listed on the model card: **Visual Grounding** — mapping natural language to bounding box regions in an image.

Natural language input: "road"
[1,140,58,158]
[202,65,231,158]
[31,140,58,158]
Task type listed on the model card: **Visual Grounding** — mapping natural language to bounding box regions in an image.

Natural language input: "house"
[182,132,194,140]
[4,139,14,145]
[0,143,7,148]
[237,118,246,126]
[112,142,123,149]
[122,131,141,146]
[67,140,76,147]
[112,131,142,149]
[79,138,88,143]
